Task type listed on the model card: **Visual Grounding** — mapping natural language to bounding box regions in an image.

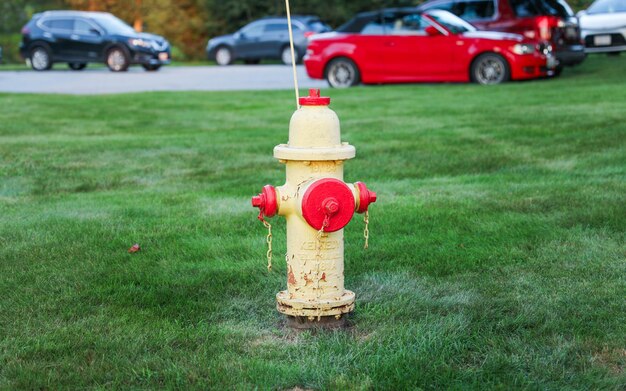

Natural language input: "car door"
[234,21,266,58]
[382,13,453,81]
[69,18,105,62]
[351,13,392,81]
[40,18,74,59]
[260,22,289,57]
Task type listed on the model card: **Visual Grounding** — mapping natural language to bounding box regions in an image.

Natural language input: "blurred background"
[0,0,596,64]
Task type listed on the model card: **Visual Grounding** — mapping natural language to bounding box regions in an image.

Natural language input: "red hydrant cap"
[355,182,377,213]
[302,178,354,232]
[251,185,278,218]
[299,89,331,106]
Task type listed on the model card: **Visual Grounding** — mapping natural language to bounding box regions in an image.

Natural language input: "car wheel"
[142,64,161,71]
[106,47,130,72]
[30,46,52,71]
[68,62,87,71]
[471,53,510,85]
[215,46,233,66]
[325,57,360,88]
[281,46,301,65]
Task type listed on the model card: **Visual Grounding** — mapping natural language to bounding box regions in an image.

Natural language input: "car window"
[337,13,380,33]
[587,0,626,14]
[541,0,574,17]
[455,0,496,19]
[92,14,136,35]
[263,22,303,33]
[510,0,573,17]
[265,22,288,32]
[42,18,73,31]
[241,22,265,37]
[426,10,476,33]
[361,21,386,35]
[429,0,456,12]
[74,19,98,35]
[307,20,331,32]
[389,14,434,35]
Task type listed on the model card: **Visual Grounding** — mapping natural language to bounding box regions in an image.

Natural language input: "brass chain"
[257,210,273,272]
[315,215,329,260]
[363,210,370,249]
[263,220,273,271]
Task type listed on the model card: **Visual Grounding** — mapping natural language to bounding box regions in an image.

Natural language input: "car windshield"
[510,0,574,18]
[92,14,136,35]
[587,0,626,14]
[306,20,332,32]
[425,10,476,33]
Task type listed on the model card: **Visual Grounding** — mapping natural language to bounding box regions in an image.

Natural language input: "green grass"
[1,54,625,389]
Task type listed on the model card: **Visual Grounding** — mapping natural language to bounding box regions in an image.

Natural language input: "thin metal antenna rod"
[285,0,300,109]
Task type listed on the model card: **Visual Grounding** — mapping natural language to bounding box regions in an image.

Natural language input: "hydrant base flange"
[276,290,355,317]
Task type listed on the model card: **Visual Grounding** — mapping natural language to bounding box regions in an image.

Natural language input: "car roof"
[336,7,420,32]
[36,10,113,19]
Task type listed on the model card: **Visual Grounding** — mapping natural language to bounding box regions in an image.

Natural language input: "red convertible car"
[304,9,555,87]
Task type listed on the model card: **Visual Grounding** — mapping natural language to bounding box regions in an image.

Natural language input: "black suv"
[20,11,171,72]
[417,0,586,71]
[206,15,331,65]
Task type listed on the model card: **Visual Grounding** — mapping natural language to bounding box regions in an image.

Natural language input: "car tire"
[325,57,360,88]
[68,62,87,71]
[215,46,233,66]
[106,47,130,72]
[142,64,161,71]
[281,46,300,65]
[470,53,510,85]
[30,46,52,71]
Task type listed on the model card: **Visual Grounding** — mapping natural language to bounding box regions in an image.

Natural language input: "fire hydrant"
[252,89,376,327]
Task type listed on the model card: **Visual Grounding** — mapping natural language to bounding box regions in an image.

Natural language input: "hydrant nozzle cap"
[251,185,278,218]
[299,88,331,106]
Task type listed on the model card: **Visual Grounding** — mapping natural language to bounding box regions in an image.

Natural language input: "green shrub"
[0,34,23,64]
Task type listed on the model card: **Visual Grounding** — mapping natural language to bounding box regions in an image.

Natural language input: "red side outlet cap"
[355,182,377,213]
[251,185,277,218]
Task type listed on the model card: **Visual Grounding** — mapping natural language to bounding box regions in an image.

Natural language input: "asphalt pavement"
[0,65,327,94]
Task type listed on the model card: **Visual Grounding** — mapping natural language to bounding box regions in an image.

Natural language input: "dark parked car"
[206,15,331,65]
[417,0,586,72]
[20,11,171,72]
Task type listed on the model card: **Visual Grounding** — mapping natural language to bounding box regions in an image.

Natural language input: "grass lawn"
[1,54,625,389]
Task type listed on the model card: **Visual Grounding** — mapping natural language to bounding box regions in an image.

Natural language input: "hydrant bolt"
[323,198,340,215]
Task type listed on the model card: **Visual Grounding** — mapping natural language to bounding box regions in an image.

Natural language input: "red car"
[417,0,586,73]
[304,9,555,87]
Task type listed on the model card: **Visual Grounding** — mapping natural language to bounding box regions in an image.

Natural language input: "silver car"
[578,0,626,53]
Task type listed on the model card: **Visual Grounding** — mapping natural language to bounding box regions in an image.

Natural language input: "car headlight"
[512,43,535,55]
[538,43,553,56]
[129,38,152,48]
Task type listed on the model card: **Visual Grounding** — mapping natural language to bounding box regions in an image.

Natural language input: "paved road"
[0,65,327,94]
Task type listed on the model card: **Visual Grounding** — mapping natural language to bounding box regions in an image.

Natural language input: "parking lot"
[0,65,326,94]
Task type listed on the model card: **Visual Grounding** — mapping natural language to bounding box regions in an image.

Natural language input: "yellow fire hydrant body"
[252,89,376,326]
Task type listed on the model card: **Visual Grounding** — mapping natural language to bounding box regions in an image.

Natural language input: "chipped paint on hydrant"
[252,89,376,327]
